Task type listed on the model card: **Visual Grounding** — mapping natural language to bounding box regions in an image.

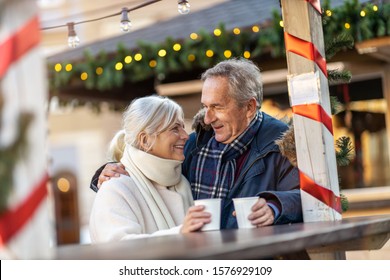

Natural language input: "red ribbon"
[292,103,333,135]
[300,172,342,214]
[0,15,40,79]
[0,174,48,246]
[305,0,322,14]
[284,32,327,77]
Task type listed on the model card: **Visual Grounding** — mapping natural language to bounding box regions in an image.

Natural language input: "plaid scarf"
[192,111,262,199]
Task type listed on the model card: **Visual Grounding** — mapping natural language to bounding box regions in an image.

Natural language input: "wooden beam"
[280,0,342,222]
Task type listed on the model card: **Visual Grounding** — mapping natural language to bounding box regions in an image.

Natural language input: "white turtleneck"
[89,145,193,243]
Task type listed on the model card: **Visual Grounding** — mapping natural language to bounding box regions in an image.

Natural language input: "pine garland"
[49,0,390,108]
[0,92,32,213]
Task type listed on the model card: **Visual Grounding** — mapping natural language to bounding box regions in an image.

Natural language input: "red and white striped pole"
[0,0,51,259]
[280,0,342,222]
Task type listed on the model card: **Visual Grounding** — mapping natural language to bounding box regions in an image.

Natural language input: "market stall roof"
[47,0,370,63]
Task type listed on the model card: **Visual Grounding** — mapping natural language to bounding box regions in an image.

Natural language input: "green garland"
[0,93,32,213]
[49,1,389,105]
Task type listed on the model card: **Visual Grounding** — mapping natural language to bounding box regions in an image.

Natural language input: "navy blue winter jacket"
[182,112,303,229]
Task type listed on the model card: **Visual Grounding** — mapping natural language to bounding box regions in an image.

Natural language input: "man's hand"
[98,162,128,189]
[248,198,275,227]
[181,205,211,233]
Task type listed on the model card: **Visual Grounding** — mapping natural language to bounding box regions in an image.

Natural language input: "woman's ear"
[138,132,150,151]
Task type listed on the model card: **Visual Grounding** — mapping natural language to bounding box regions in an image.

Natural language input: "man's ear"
[246,98,258,118]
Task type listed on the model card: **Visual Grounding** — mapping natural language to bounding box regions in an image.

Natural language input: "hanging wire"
[40,0,162,31]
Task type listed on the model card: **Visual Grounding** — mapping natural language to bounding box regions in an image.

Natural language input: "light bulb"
[120,7,132,32]
[67,22,79,48]
[68,35,80,48]
[120,20,132,32]
[178,0,190,15]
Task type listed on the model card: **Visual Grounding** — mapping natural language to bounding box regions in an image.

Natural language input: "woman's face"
[148,121,189,161]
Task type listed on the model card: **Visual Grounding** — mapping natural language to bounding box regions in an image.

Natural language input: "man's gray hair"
[201,58,263,108]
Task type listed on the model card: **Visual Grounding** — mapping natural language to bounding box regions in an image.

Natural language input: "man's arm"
[90,162,128,192]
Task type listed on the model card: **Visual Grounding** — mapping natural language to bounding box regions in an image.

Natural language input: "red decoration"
[0,174,48,245]
[284,32,327,77]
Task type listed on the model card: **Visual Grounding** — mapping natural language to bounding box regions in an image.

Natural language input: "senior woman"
[89,95,210,243]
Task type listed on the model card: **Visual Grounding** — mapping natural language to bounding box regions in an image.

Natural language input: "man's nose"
[204,108,215,125]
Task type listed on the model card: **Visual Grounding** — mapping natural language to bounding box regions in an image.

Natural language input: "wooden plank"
[55,215,390,260]
[280,0,341,222]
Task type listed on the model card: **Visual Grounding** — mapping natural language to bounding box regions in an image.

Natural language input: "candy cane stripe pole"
[280,0,342,222]
[0,0,50,259]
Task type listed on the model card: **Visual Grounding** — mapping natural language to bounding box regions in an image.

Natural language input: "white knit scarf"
[120,145,193,230]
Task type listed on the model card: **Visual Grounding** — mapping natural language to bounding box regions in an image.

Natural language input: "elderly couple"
[89,58,302,243]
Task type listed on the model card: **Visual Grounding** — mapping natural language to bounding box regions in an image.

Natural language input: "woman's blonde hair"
[107,95,184,160]
[107,130,126,162]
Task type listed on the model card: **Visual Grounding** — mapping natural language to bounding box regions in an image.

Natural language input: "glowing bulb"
[67,22,79,48]
[120,8,132,32]
[68,35,80,48]
[178,0,190,15]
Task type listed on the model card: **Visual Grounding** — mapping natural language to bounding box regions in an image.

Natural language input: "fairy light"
[80,72,88,80]
[178,0,190,15]
[279,20,284,28]
[373,5,378,12]
[96,67,103,75]
[326,10,332,16]
[243,51,251,59]
[344,23,351,29]
[54,63,62,72]
[124,56,133,64]
[149,60,157,68]
[190,33,198,40]
[67,22,79,48]
[120,7,132,32]
[224,50,232,58]
[214,28,222,36]
[205,50,214,57]
[233,28,240,35]
[65,64,72,71]
[188,54,195,62]
[158,49,167,57]
[252,25,260,33]
[173,43,181,51]
[134,53,143,61]
[115,62,123,70]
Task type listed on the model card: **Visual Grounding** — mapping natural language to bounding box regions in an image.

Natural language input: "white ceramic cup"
[233,196,259,229]
[194,198,222,231]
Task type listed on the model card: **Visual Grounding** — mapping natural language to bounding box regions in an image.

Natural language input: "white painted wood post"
[280,0,342,222]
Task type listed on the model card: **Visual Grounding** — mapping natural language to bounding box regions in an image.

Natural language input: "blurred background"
[2,0,389,259]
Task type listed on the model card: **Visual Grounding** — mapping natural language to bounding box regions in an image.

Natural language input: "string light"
[67,22,80,48]
[41,0,161,48]
[213,28,222,36]
[120,7,132,32]
[252,25,260,32]
[189,33,198,40]
[178,0,190,15]
[233,28,241,35]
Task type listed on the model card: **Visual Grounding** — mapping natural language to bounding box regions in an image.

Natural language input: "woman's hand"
[181,205,211,233]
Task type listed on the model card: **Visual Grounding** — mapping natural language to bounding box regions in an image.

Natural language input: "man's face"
[201,76,253,144]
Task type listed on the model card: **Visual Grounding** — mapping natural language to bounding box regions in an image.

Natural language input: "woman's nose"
[180,128,189,140]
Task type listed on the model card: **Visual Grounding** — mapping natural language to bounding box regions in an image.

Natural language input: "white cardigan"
[89,146,194,243]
